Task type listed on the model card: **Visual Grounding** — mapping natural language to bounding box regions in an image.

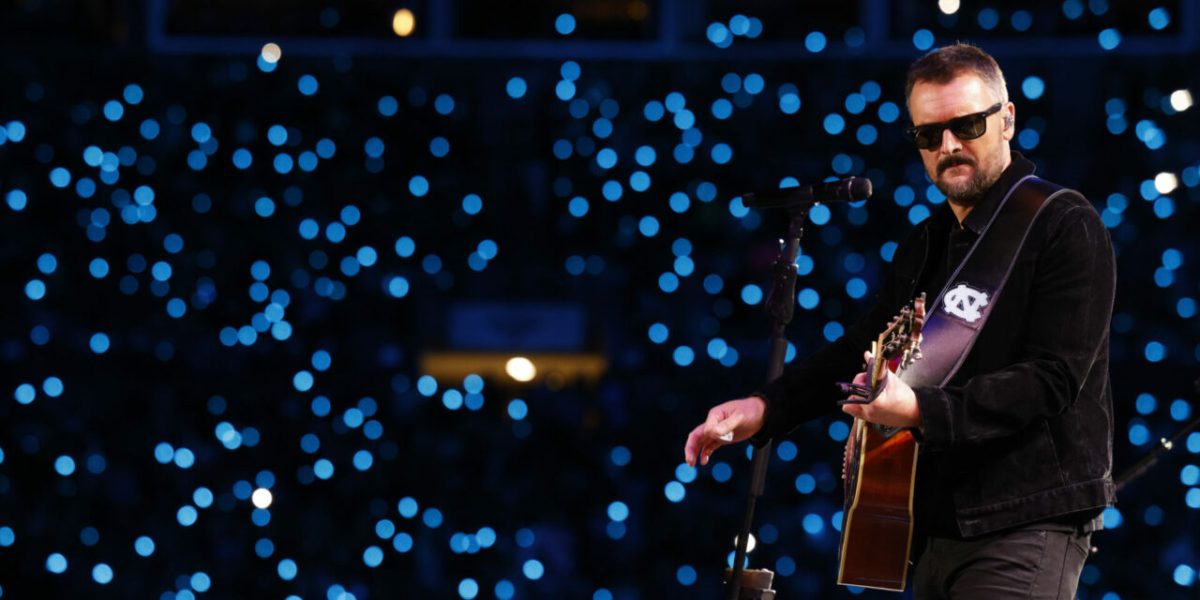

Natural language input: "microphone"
[742,177,873,210]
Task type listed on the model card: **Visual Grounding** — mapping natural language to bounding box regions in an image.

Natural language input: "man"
[683,43,1115,599]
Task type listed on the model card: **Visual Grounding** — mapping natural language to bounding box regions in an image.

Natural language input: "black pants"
[913,523,1094,600]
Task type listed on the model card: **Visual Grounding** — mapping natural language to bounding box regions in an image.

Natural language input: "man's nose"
[938,127,964,153]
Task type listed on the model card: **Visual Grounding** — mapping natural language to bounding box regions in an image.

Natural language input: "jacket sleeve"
[752,233,920,442]
[913,200,1115,450]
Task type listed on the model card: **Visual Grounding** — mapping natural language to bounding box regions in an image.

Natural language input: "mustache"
[937,155,976,174]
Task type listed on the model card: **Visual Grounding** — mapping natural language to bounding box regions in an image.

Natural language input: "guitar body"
[837,420,918,591]
[836,295,926,592]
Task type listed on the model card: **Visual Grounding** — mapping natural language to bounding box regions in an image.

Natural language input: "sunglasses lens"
[910,111,991,149]
[950,114,987,141]
[914,127,942,150]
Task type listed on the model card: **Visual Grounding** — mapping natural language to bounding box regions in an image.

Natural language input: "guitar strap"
[897,175,1077,388]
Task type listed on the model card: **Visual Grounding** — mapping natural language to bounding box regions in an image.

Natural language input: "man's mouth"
[939,160,975,176]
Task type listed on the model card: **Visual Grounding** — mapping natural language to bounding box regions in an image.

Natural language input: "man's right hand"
[683,396,767,467]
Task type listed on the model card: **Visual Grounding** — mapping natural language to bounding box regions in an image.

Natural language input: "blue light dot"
[293,370,314,392]
[35,253,57,275]
[712,143,733,164]
[665,481,686,502]
[393,532,414,552]
[1175,564,1197,586]
[277,559,297,580]
[607,501,629,522]
[638,216,660,237]
[1129,423,1150,446]
[648,323,669,344]
[363,546,384,567]
[824,113,845,135]
[134,536,155,557]
[1145,341,1166,362]
[1148,7,1170,30]
[555,13,576,35]
[809,203,831,225]
[1098,28,1122,50]
[1011,9,1033,31]
[568,196,589,217]
[38,377,62,399]
[846,278,867,299]
[314,459,334,480]
[523,559,545,580]
[6,189,28,211]
[823,321,845,342]
[423,508,443,528]
[856,124,878,145]
[409,175,429,197]
[462,194,483,215]
[673,346,695,366]
[507,399,528,420]
[556,80,576,101]
[49,167,71,188]
[795,473,817,494]
[272,154,293,174]
[1102,506,1123,529]
[458,578,479,599]
[255,197,275,217]
[912,29,934,50]
[15,382,36,405]
[266,125,287,146]
[191,572,211,592]
[398,497,419,518]
[25,279,46,301]
[1178,298,1196,318]
[978,8,1000,29]
[153,442,174,464]
[1022,76,1045,100]
[1172,399,1192,421]
[316,138,336,158]
[1136,393,1157,414]
[90,333,110,354]
[103,100,124,121]
[174,448,194,468]
[190,122,212,144]
[55,455,76,475]
[378,96,398,116]
[177,505,198,526]
[46,553,68,574]
[741,284,763,305]
[139,118,160,140]
[122,83,144,104]
[798,288,820,310]
[297,74,318,95]
[805,31,826,53]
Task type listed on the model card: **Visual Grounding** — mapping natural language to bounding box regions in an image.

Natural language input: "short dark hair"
[905,43,1008,111]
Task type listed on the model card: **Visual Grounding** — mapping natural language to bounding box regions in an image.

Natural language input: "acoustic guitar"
[836,294,926,591]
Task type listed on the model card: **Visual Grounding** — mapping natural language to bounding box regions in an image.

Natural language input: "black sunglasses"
[906,103,1003,150]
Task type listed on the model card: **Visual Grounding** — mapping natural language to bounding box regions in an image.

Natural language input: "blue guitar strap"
[897,176,1078,388]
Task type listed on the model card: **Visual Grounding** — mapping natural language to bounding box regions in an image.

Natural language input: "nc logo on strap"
[942,283,990,323]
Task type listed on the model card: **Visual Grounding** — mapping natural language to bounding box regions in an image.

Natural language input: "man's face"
[908,73,1014,209]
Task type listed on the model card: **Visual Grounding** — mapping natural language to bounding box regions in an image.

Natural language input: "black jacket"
[755,153,1116,538]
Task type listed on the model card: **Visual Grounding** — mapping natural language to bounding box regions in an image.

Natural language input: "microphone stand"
[1114,380,1200,492]
[726,205,809,600]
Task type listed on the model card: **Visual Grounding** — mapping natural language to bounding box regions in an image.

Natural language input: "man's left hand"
[842,351,923,429]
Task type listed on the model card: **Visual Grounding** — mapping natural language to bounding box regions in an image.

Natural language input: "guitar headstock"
[876,293,926,370]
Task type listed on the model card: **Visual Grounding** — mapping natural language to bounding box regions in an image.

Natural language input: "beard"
[934,153,1002,209]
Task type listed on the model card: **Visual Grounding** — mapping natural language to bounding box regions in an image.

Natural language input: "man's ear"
[1001,103,1016,141]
